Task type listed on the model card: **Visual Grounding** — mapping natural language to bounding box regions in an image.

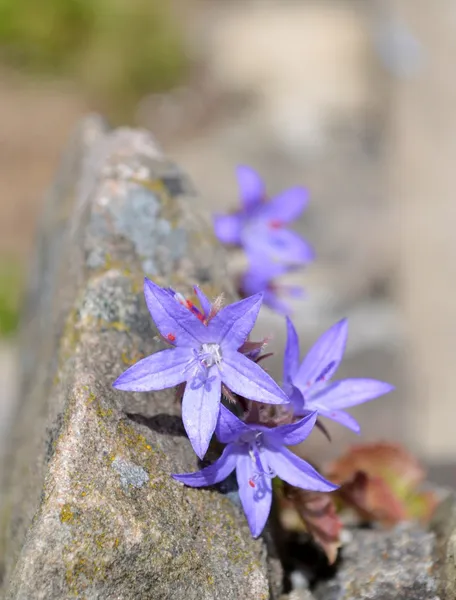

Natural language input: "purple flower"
[240,257,305,315]
[113,278,289,459]
[284,318,394,433]
[214,165,314,265]
[173,405,337,537]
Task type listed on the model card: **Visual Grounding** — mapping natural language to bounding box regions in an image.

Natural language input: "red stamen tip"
[269,219,282,229]
[248,479,256,488]
[167,333,176,342]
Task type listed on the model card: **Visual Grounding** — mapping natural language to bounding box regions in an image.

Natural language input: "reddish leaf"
[326,442,438,526]
[281,484,343,564]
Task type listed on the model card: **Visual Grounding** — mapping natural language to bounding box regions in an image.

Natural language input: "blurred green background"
[0,0,187,119]
[0,0,188,336]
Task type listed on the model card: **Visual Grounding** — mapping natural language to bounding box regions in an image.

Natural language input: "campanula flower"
[113,279,289,458]
[240,257,304,315]
[214,165,314,265]
[173,405,337,537]
[284,318,394,433]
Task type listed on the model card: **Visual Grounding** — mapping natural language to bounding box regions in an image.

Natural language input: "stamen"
[174,292,205,321]
[269,219,282,229]
[166,333,176,342]
[248,479,256,488]
[315,361,336,383]
[247,434,276,482]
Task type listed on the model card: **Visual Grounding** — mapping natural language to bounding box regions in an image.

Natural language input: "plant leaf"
[282,484,342,564]
[326,442,438,526]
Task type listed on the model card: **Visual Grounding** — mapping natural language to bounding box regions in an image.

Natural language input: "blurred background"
[0,0,454,481]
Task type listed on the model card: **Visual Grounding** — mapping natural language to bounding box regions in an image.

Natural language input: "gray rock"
[0,117,274,599]
[313,522,440,600]
[430,493,456,600]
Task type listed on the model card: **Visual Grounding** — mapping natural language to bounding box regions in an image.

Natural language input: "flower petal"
[267,447,338,492]
[213,214,243,245]
[284,317,301,383]
[313,379,395,409]
[216,404,251,443]
[236,165,265,210]
[182,373,222,459]
[193,286,212,317]
[222,350,289,405]
[261,186,309,223]
[288,385,305,412]
[244,228,314,265]
[236,453,272,537]
[294,319,348,391]
[317,408,361,433]
[265,411,317,447]
[113,348,189,391]
[144,278,207,346]
[262,290,292,315]
[172,444,237,487]
[208,293,263,349]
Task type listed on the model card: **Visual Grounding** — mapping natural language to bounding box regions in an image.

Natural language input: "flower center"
[198,343,223,369]
[240,432,275,498]
[240,432,276,480]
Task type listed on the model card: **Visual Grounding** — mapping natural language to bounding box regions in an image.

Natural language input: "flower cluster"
[113,279,393,537]
[213,166,313,314]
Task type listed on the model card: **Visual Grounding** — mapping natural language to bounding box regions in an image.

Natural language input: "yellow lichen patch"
[85,390,114,423]
[60,503,75,524]
[60,308,82,357]
[130,177,168,201]
[103,253,132,276]
[121,349,145,366]
[99,319,129,332]
[87,392,97,404]
[117,421,154,455]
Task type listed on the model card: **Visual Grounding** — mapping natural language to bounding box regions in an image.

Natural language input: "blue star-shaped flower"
[284,317,395,433]
[213,165,314,265]
[240,257,305,315]
[113,278,289,458]
[173,405,337,537]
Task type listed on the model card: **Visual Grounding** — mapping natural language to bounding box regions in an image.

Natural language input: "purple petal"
[194,286,212,317]
[213,214,243,245]
[216,404,251,444]
[244,228,314,265]
[113,348,189,391]
[317,408,361,433]
[244,253,289,281]
[263,290,292,315]
[222,350,289,405]
[261,186,309,223]
[236,453,272,537]
[294,319,348,391]
[236,165,265,210]
[284,317,300,383]
[313,379,395,409]
[288,386,305,412]
[265,411,317,447]
[208,293,263,349]
[267,447,338,492]
[182,373,222,459]
[144,278,207,346]
[172,444,237,487]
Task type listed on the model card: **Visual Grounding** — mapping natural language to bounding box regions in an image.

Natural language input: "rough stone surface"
[0,117,273,599]
[313,523,440,600]
[431,493,456,600]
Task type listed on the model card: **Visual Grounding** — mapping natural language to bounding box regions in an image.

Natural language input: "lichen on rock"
[0,118,272,600]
